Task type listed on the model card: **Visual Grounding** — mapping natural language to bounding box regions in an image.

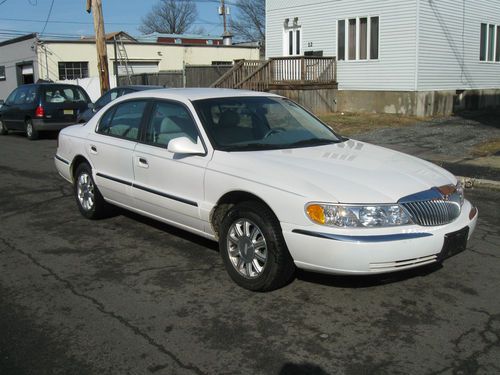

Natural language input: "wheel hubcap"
[77,172,95,211]
[26,122,32,137]
[227,219,267,279]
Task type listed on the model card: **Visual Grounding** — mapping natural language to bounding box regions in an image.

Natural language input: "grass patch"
[471,138,500,157]
[318,112,423,136]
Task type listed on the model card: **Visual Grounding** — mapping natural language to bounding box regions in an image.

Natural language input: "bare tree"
[139,0,198,35]
[230,0,265,46]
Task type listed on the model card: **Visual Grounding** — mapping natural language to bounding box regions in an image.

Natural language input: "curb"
[458,176,500,191]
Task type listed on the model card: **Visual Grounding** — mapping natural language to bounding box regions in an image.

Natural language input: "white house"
[266,0,500,115]
[0,32,260,101]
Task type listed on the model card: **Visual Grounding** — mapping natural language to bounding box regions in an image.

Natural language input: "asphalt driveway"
[0,134,499,375]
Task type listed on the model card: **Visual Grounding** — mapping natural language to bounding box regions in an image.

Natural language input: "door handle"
[90,145,98,154]
[137,157,149,168]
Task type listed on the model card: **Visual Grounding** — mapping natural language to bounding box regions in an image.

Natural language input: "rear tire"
[25,119,38,140]
[0,119,7,135]
[219,201,295,291]
[74,162,110,219]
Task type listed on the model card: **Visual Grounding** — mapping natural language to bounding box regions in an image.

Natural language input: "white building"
[266,0,500,115]
[0,32,260,101]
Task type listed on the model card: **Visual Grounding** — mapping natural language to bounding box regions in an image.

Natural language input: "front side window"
[194,96,341,151]
[95,89,119,109]
[97,100,147,141]
[58,62,89,80]
[0,65,5,81]
[144,101,199,147]
[338,16,379,61]
[5,88,18,105]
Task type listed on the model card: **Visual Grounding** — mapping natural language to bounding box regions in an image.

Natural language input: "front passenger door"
[132,100,209,231]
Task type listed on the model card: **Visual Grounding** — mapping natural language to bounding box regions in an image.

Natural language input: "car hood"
[210,139,457,203]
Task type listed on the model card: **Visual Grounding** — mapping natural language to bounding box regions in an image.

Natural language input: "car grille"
[401,200,461,226]
[398,185,462,227]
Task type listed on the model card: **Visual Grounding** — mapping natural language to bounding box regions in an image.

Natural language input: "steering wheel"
[263,128,286,139]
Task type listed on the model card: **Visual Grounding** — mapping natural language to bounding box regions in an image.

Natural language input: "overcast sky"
[0,0,231,41]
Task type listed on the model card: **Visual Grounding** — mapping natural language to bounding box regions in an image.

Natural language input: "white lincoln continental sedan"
[55,88,478,291]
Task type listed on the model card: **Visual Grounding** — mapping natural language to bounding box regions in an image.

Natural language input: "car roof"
[118,85,164,90]
[125,88,281,101]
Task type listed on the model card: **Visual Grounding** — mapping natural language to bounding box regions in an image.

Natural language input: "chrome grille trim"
[399,186,462,227]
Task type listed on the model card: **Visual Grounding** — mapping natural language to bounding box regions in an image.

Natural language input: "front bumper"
[282,199,478,274]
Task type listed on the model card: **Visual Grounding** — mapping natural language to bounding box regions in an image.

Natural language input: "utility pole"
[221,0,227,33]
[86,0,110,94]
[219,0,233,46]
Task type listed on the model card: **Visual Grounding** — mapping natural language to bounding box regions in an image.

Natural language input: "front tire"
[0,119,8,135]
[74,162,109,219]
[219,201,295,291]
[26,119,38,140]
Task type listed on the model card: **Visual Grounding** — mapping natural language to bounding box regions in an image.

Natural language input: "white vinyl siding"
[417,0,500,90]
[267,0,417,91]
[267,0,500,92]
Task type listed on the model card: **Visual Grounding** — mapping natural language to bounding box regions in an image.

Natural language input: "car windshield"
[44,86,89,104]
[193,96,342,151]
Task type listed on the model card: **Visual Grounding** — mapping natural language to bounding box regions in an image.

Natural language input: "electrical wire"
[40,0,55,36]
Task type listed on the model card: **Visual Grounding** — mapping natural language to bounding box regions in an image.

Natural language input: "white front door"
[132,100,209,232]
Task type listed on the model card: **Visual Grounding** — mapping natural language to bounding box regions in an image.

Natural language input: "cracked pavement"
[0,134,499,375]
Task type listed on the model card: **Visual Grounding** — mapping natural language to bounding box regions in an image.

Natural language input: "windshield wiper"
[288,138,340,148]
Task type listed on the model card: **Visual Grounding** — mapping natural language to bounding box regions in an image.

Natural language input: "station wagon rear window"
[44,86,89,104]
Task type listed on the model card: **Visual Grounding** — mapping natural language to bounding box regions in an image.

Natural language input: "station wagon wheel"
[74,162,110,219]
[219,201,295,291]
[25,119,38,140]
[0,119,7,135]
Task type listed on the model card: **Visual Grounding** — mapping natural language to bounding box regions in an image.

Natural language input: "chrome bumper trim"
[291,229,433,243]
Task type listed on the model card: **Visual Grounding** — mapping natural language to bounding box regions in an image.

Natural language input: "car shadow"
[279,362,330,375]
[296,262,442,289]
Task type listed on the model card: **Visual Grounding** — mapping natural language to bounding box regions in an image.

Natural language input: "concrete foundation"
[337,89,500,116]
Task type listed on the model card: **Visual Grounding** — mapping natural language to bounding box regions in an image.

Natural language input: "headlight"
[306,203,413,228]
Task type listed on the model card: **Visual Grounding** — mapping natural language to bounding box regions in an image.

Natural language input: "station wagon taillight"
[35,105,45,118]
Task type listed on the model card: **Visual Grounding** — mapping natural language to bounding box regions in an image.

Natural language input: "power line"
[40,0,55,36]
[0,0,8,5]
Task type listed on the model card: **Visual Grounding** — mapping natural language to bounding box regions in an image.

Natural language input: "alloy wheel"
[226,218,268,279]
[77,172,95,211]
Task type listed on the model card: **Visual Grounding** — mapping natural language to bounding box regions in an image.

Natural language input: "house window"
[496,26,500,62]
[338,16,379,61]
[58,62,89,80]
[284,24,301,56]
[0,65,5,81]
[480,23,500,62]
[337,20,345,61]
[488,24,495,61]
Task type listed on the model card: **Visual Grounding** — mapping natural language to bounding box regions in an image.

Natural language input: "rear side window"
[44,86,89,104]
[13,87,29,105]
[144,101,199,147]
[97,100,147,141]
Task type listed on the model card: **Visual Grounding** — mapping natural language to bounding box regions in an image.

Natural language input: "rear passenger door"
[132,100,209,231]
[86,99,148,207]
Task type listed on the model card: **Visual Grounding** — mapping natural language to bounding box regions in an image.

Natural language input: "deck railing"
[212,56,337,91]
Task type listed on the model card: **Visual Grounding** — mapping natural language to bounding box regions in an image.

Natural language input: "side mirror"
[88,103,95,111]
[167,137,205,155]
[0,100,4,106]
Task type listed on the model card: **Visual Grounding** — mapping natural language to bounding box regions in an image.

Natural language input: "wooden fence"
[117,64,233,88]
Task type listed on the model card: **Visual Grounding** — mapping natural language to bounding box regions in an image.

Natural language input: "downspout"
[414,0,420,92]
